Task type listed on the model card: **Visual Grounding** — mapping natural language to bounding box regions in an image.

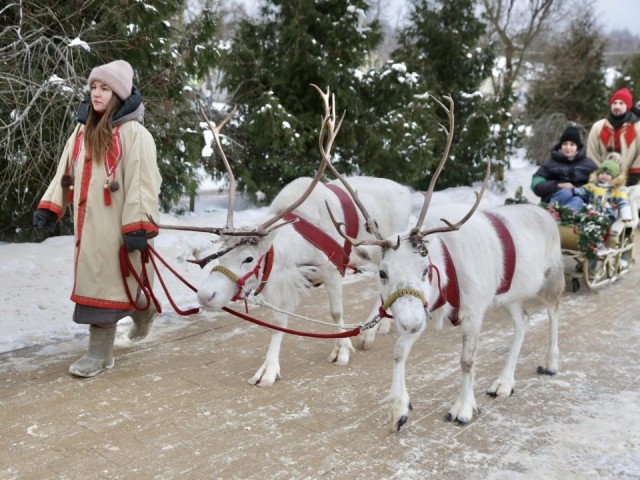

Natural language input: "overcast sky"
[378,0,640,36]
[594,0,640,35]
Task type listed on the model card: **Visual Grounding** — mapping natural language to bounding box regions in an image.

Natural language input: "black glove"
[33,209,58,233]
[123,230,148,252]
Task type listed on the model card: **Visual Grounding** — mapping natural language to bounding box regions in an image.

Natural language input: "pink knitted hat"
[88,60,134,100]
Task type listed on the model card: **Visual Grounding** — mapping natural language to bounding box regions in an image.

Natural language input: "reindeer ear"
[354,245,382,265]
[354,246,371,262]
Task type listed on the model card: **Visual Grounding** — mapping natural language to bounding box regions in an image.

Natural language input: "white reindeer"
[159,88,411,386]
[329,97,565,431]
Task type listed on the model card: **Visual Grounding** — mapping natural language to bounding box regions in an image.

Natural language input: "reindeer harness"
[209,183,358,304]
[430,212,516,325]
[211,246,275,302]
[284,184,358,276]
[379,211,516,327]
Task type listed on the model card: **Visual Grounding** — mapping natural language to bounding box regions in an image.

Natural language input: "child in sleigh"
[573,155,632,249]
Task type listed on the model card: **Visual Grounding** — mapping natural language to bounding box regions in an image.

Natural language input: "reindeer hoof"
[455,418,469,427]
[486,390,497,398]
[444,413,453,422]
[537,366,557,376]
[397,416,409,431]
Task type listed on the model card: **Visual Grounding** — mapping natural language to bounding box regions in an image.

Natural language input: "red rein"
[119,245,362,339]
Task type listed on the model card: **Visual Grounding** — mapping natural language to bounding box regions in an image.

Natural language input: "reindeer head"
[197,230,278,310]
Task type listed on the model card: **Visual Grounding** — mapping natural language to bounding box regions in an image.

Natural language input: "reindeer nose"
[398,320,420,334]
[197,290,216,306]
[394,299,426,334]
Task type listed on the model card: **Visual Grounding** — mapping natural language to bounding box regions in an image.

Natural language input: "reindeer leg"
[487,302,528,398]
[538,300,560,375]
[446,314,482,425]
[324,270,354,366]
[537,268,563,375]
[248,311,286,387]
[388,328,422,432]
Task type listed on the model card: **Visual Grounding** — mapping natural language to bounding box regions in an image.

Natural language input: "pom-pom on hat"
[88,60,134,100]
[598,159,620,178]
[609,87,633,110]
[559,126,582,148]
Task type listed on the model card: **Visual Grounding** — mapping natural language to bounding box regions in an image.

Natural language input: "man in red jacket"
[587,87,640,186]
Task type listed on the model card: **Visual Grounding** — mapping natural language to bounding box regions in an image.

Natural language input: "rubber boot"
[128,303,158,342]
[69,325,116,378]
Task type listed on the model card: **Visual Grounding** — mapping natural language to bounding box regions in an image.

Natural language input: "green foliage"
[215,0,503,197]
[613,52,640,104]
[219,0,383,202]
[348,62,436,187]
[527,14,608,127]
[386,0,501,190]
[0,0,221,241]
[394,0,491,94]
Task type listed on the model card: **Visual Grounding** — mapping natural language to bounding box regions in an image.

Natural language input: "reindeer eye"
[422,266,429,277]
[242,256,254,264]
[379,270,388,280]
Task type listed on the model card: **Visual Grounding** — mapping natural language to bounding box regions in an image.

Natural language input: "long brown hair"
[84,94,122,163]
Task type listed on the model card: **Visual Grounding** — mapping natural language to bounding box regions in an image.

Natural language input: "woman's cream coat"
[38,121,161,309]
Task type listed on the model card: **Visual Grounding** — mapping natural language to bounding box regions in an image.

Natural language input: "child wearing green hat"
[574,155,632,225]
[573,153,632,265]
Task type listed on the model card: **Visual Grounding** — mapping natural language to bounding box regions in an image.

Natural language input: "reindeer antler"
[311,84,398,250]
[146,215,266,237]
[415,159,491,239]
[406,96,489,240]
[152,90,335,269]
[149,104,264,236]
[199,102,237,231]
[325,200,400,249]
[254,89,340,233]
[413,95,455,232]
[186,244,237,268]
[407,96,490,240]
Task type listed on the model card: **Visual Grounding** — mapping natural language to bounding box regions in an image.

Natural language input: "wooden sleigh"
[560,222,635,292]
[560,184,640,292]
[507,185,640,292]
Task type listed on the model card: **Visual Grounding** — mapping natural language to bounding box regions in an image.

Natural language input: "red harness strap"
[252,246,274,296]
[430,239,461,326]
[221,306,361,339]
[325,184,358,260]
[283,183,359,276]
[483,212,516,295]
[119,245,361,338]
[429,213,516,326]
